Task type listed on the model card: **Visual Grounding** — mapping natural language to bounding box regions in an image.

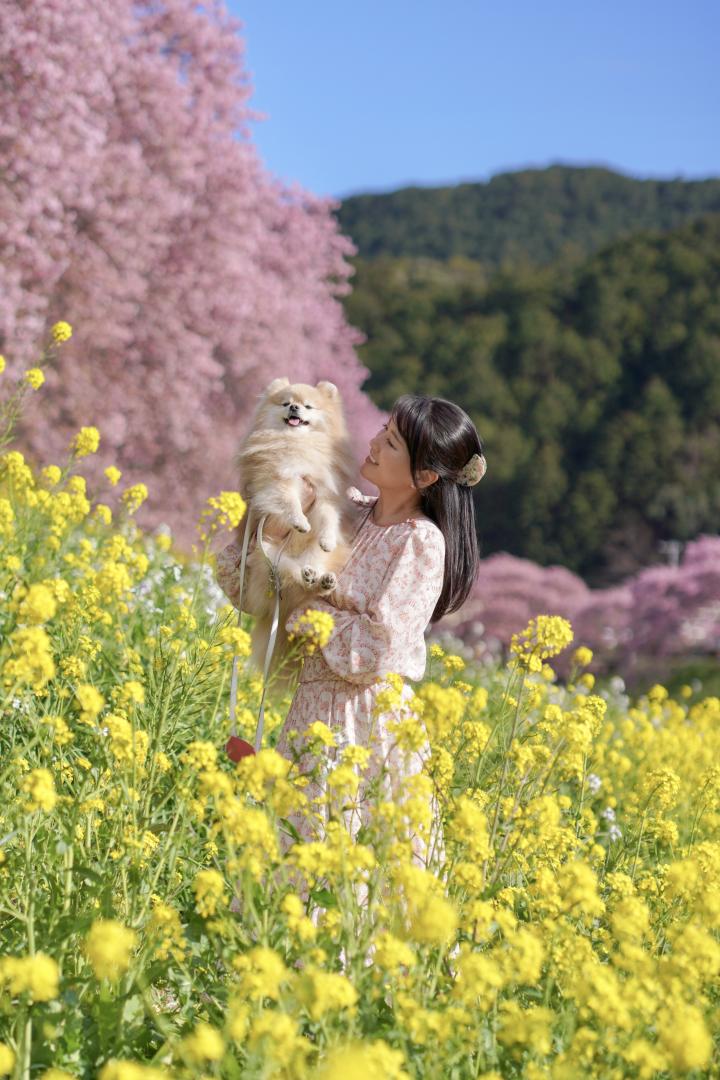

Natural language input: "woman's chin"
[359,460,378,485]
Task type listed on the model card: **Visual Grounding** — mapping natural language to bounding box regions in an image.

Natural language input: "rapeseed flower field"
[1,328,719,1078]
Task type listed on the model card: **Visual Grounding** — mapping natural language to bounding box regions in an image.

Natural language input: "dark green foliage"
[337,164,720,267]
[341,212,720,586]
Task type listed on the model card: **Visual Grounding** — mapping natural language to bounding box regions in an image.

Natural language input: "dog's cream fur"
[234,377,358,684]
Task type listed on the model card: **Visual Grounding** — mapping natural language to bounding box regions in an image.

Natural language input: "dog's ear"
[264,377,290,397]
[316,380,338,398]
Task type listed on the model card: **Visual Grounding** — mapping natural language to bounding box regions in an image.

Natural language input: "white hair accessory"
[456,452,487,486]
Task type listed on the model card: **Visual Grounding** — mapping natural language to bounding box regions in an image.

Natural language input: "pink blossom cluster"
[0,0,384,545]
[437,534,720,689]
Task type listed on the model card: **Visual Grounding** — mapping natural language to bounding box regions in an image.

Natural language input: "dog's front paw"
[318,532,337,553]
[302,566,319,589]
[291,514,311,534]
[319,572,337,593]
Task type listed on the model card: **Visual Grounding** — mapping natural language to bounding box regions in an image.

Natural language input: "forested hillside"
[336,165,720,267]
[341,213,720,586]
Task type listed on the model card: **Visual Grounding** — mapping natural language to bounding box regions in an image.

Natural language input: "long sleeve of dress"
[214,534,262,614]
[288,521,445,685]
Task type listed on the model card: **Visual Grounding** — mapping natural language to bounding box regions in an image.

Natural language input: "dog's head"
[255,377,344,436]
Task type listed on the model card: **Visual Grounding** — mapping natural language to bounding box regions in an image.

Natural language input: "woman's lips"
[364,455,377,465]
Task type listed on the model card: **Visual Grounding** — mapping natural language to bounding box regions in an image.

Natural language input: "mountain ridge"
[335,164,720,267]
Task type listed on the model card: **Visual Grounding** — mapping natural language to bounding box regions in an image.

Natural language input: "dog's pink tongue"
[287,417,301,426]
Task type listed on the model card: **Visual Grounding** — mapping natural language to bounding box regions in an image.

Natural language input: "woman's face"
[360,416,416,492]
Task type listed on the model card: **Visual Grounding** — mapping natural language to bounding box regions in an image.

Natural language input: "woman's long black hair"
[391,394,484,623]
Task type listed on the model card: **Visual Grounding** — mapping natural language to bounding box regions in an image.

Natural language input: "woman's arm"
[286,524,446,684]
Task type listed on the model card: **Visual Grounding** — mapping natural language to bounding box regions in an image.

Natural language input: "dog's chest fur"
[237,430,344,496]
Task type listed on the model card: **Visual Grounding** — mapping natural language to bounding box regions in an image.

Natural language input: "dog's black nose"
[288,403,300,413]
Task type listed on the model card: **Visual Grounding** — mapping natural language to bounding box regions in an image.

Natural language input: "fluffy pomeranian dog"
[233,377,358,682]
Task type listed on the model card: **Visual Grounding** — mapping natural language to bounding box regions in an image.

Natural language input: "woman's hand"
[262,477,317,543]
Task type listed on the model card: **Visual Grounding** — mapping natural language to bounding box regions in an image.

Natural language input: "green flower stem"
[685,779,711,854]
[134,798,187,928]
[574,752,589,839]
[470,715,503,791]
[630,808,648,883]
[483,662,527,887]
[141,637,186,822]
[19,815,36,1080]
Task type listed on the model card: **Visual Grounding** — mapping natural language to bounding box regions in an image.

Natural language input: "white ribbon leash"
[228,510,291,752]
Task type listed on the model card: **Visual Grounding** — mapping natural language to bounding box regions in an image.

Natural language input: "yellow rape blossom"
[0,1045,14,1075]
[443,653,466,674]
[198,491,247,541]
[510,614,574,673]
[281,893,317,942]
[408,893,459,947]
[24,368,45,390]
[98,1064,166,1080]
[656,1000,712,1070]
[181,740,218,772]
[105,713,149,766]
[75,683,105,725]
[0,953,59,1002]
[17,582,57,625]
[316,1040,409,1080]
[372,931,416,971]
[177,1021,225,1065]
[303,720,336,748]
[194,869,226,918]
[104,465,122,486]
[295,966,358,1020]
[121,483,148,515]
[247,1011,310,1071]
[71,426,100,458]
[147,898,186,964]
[572,646,594,667]
[640,767,680,811]
[51,320,73,343]
[232,946,288,1001]
[3,626,55,689]
[20,768,57,812]
[287,607,335,654]
[84,919,138,981]
[217,625,252,657]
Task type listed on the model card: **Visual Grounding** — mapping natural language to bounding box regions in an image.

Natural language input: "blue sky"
[225,0,718,200]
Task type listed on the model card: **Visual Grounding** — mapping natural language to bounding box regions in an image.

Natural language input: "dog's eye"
[282,401,290,406]
[304,404,313,410]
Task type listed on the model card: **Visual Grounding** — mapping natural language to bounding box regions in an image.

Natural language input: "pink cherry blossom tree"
[0,0,384,546]
[436,534,720,691]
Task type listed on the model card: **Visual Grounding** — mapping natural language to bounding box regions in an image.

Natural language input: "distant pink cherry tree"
[0,0,383,546]
[436,534,720,691]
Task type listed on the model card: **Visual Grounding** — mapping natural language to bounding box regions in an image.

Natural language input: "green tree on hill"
[343,214,720,586]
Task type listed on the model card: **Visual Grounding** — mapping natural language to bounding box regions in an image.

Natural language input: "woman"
[215,394,486,854]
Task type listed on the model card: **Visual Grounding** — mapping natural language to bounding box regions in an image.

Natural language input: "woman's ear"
[416,468,439,490]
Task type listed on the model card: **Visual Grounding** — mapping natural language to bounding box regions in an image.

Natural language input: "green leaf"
[309,887,338,909]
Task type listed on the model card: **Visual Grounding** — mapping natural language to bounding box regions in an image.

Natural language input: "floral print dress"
[215,487,446,856]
